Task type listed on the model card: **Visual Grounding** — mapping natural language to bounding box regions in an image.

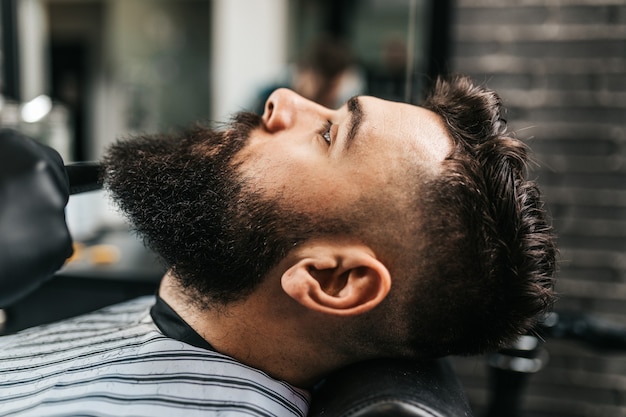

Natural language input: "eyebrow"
[344,96,364,150]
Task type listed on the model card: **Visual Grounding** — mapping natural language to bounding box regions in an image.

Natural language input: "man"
[0,75,557,416]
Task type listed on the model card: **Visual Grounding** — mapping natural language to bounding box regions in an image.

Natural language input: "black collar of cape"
[150,293,215,351]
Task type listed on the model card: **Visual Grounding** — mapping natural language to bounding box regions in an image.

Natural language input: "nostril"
[263,101,274,121]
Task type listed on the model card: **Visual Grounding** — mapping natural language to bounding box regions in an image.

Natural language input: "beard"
[102,113,336,305]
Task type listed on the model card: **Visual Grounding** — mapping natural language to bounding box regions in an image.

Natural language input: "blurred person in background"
[253,35,366,112]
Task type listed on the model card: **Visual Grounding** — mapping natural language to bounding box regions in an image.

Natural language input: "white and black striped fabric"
[0,296,310,416]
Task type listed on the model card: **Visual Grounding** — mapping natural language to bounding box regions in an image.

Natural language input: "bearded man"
[0,75,556,416]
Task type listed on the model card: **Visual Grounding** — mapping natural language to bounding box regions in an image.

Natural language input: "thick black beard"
[102,113,342,305]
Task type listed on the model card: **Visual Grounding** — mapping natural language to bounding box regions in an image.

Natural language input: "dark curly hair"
[395,75,558,356]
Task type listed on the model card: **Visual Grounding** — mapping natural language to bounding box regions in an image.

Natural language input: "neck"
[157,272,349,388]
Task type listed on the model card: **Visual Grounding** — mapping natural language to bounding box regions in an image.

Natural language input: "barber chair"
[309,358,474,417]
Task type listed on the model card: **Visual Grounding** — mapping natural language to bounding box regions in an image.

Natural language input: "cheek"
[237,152,355,211]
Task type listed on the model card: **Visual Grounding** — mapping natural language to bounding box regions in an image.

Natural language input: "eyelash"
[318,120,333,145]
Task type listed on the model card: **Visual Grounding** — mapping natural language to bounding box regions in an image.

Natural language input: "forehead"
[357,96,453,167]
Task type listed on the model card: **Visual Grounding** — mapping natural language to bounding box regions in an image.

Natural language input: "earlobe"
[281,245,391,316]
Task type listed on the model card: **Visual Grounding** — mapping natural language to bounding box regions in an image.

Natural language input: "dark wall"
[448,1,626,416]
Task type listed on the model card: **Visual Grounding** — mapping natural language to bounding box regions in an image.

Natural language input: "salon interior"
[1,0,625,416]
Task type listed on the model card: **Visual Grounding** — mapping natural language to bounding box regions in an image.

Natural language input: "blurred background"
[0,0,625,416]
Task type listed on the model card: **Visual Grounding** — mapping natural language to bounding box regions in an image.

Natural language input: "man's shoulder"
[0,295,159,364]
[0,296,310,417]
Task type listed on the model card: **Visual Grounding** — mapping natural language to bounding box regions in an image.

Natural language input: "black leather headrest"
[308,358,473,417]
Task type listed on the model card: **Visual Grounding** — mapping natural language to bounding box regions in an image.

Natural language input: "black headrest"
[308,358,473,417]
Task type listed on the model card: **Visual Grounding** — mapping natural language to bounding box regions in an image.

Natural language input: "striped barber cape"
[0,296,310,416]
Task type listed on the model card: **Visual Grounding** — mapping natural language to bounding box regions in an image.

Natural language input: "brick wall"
[447,0,626,416]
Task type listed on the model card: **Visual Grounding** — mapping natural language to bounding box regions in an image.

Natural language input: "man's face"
[103,89,452,304]
[236,89,452,216]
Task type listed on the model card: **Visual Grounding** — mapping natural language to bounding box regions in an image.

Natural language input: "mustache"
[184,111,262,158]
[225,111,263,143]
[231,111,263,130]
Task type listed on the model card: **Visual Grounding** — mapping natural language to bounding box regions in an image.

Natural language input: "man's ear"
[280,242,391,316]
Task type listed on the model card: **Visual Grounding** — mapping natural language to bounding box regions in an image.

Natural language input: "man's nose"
[262,88,329,132]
